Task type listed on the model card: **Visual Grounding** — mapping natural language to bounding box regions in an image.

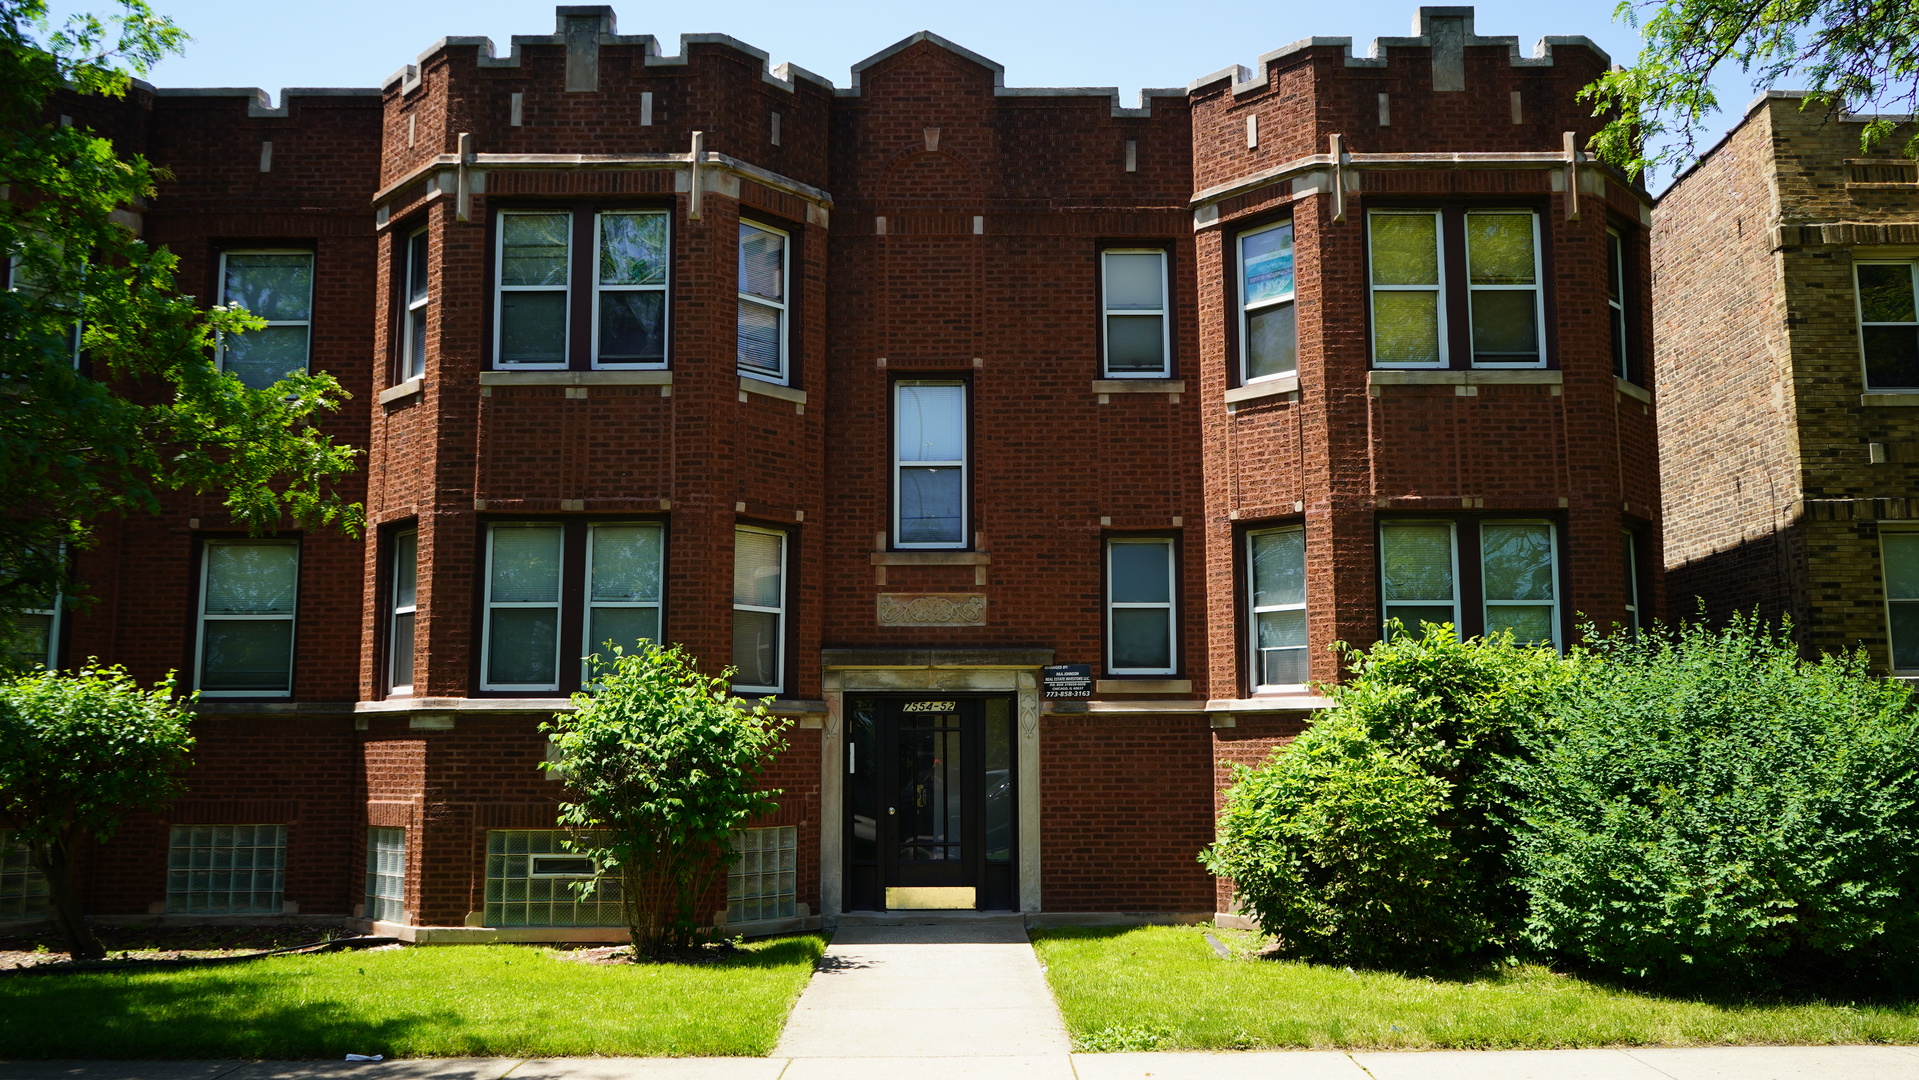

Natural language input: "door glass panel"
[849,700,879,863]
[897,705,962,863]
[983,699,1012,863]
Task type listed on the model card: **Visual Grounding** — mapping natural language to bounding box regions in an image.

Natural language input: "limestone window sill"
[478,370,673,387]
[1092,379,1185,402]
[739,376,808,405]
[1615,377,1652,404]
[1095,679,1193,694]
[378,377,423,405]
[1369,369,1563,386]
[870,551,991,566]
[1224,376,1299,404]
[1862,391,1919,406]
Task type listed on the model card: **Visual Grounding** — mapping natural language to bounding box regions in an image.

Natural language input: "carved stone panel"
[876,593,987,627]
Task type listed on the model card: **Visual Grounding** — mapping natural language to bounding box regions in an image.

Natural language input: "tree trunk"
[32,833,104,961]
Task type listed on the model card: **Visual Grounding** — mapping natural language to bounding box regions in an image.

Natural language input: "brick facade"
[1656,93,1919,669]
[32,5,1659,936]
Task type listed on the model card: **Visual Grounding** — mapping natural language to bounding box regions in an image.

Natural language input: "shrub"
[1202,627,1572,967]
[1507,614,1919,990]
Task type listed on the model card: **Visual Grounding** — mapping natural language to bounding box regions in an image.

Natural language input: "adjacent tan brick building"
[1656,92,1919,671]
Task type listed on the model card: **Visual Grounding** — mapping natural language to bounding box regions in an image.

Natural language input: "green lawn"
[0,937,825,1059]
[1032,926,1919,1052]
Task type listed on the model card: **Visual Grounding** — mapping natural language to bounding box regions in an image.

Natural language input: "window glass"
[1240,223,1297,381]
[1369,213,1442,366]
[166,825,285,914]
[732,528,784,691]
[404,231,429,381]
[0,832,49,920]
[727,826,798,924]
[1858,263,1919,389]
[1623,530,1641,636]
[220,252,313,389]
[1108,539,1175,673]
[1380,521,1455,637]
[1104,250,1167,376]
[366,827,405,925]
[895,382,966,547]
[485,525,562,689]
[199,541,297,694]
[1608,230,1629,381]
[598,211,667,366]
[498,212,570,367]
[1884,533,1919,670]
[484,830,624,928]
[501,214,570,285]
[1250,527,1308,688]
[1482,522,1557,647]
[390,531,417,692]
[738,223,787,379]
[1466,212,1541,365]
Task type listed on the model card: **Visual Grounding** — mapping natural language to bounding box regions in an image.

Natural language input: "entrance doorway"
[844,696,1017,911]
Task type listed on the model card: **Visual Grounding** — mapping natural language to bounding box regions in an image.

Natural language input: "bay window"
[1607,228,1630,382]
[595,210,669,366]
[196,539,299,697]
[894,381,968,548]
[1379,518,1562,649]
[1882,530,1919,672]
[1103,248,1170,377]
[1368,207,1548,369]
[1368,211,1444,367]
[1380,521,1459,636]
[1464,211,1544,366]
[402,229,429,381]
[1239,222,1296,382]
[738,221,789,382]
[1480,521,1559,646]
[1107,537,1177,675]
[482,524,564,691]
[1247,526,1308,690]
[219,251,313,389]
[732,527,786,693]
[495,208,669,370]
[483,521,665,693]
[496,212,570,367]
[585,523,663,663]
[389,530,417,695]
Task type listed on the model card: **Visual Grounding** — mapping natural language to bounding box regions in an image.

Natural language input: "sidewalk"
[3,920,1916,1079]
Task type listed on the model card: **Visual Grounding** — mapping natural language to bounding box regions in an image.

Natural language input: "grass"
[1032,925,1919,1052]
[0,936,826,1059]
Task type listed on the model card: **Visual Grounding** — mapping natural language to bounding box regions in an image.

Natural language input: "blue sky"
[78,0,1763,189]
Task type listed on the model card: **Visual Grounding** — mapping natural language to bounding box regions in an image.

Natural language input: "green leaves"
[1588,0,1919,178]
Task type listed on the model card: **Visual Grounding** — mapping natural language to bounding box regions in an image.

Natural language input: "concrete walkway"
[3,920,1917,1078]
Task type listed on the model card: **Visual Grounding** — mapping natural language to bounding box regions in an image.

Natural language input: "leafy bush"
[1202,627,1572,967]
[1507,615,1919,990]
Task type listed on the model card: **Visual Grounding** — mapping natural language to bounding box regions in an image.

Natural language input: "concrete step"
[833,910,1027,928]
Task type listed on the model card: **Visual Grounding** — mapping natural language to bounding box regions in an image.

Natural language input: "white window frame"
[480,523,564,693]
[217,249,314,383]
[389,529,417,696]
[1102,247,1171,379]
[1247,526,1308,692]
[1368,209,1447,370]
[1855,260,1919,391]
[12,599,59,670]
[1464,209,1547,369]
[583,521,665,667]
[731,525,787,695]
[1237,222,1297,384]
[1106,536,1178,676]
[7,253,81,368]
[194,539,299,699]
[1607,228,1630,382]
[402,229,429,381]
[892,380,969,550]
[591,209,671,371]
[737,218,789,384]
[494,209,572,370]
[1881,526,1919,675]
[1379,519,1461,637]
[1480,519,1561,650]
[1623,529,1641,636]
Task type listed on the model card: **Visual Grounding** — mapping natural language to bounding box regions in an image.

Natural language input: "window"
[1369,210,1445,367]
[196,540,299,697]
[496,212,570,368]
[1856,262,1919,389]
[1380,521,1459,636]
[166,824,285,914]
[389,531,417,695]
[732,527,785,693]
[9,597,58,671]
[483,830,623,928]
[1464,211,1544,366]
[219,251,313,389]
[1623,530,1642,636]
[1103,248,1170,377]
[1480,521,1559,647]
[402,229,429,381]
[1107,537,1176,675]
[8,249,82,368]
[1380,519,1561,648]
[365,827,405,924]
[484,521,665,693]
[738,221,789,382]
[1239,222,1296,382]
[495,209,670,371]
[1607,228,1630,381]
[0,833,49,920]
[584,522,663,666]
[1882,531,1919,672]
[1248,526,1308,690]
[727,825,797,925]
[894,381,967,548]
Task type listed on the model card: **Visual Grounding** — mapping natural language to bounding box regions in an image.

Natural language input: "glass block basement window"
[365,827,406,924]
[166,825,285,914]
[728,826,797,924]
[0,832,49,920]
[484,830,623,928]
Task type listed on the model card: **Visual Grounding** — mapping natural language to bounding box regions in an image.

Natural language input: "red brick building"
[5,6,1659,938]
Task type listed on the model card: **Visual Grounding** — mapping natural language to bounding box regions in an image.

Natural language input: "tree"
[0,0,362,641]
[0,663,194,960]
[1587,0,1919,178]
[542,644,788,958]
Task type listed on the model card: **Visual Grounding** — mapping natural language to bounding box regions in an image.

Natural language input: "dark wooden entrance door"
[845,695,1016,911]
